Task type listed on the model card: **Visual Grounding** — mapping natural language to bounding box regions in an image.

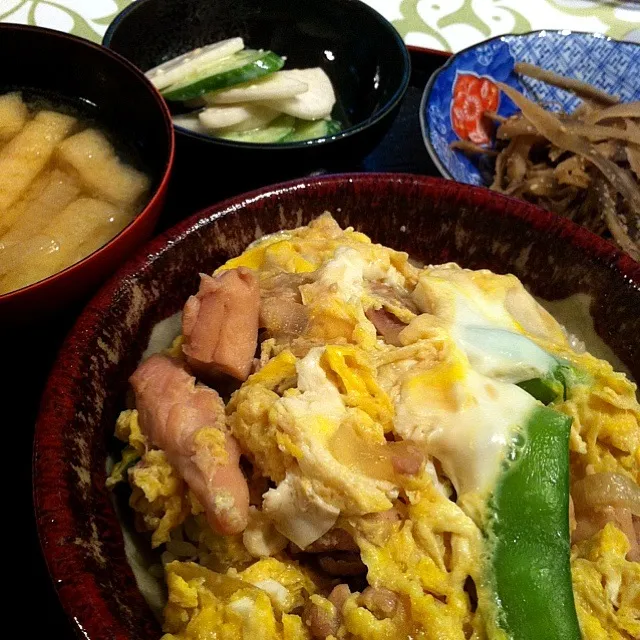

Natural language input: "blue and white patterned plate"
[420,30,640,187]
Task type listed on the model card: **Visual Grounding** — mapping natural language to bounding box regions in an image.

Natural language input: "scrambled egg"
[110,214,640,640]
[572,524,640,639]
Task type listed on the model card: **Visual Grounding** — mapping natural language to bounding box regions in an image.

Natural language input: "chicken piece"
[303,584,351,639]
[368,281,420,315]
[359,587,400,619]
[290,527,365,577]
[390,442,424,476]
[182,268,260,381]
[328,583,351,611]
[290,526,358,554]
[318,552,366,576]
[365,308,407,346]
[129,354,249,535]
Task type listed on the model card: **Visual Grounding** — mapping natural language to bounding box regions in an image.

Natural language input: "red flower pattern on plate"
[451,73,499,146]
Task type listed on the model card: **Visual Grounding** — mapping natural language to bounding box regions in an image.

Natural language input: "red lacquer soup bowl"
[34,174,640,639]
[0,25,174,321]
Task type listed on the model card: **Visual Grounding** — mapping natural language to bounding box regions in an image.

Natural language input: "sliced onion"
[572,472,640,516]
[329,421,424,483]
[260,297,309,335]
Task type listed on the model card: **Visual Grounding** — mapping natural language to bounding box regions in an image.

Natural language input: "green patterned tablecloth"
[0,0,638,52]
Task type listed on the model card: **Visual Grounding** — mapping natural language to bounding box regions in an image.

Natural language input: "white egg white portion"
[460,325,557,383]
[388,264,565,498]
[251,579,290,609]
[262,471,340,549]
[227,596,264,636]
[413,264,561,384]
[262,348,343,547]
[279,346,345,422]
[393,352,538,497]
[301,246,366,304]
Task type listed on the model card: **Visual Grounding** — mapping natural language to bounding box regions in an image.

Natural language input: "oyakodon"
[109,214,639,640]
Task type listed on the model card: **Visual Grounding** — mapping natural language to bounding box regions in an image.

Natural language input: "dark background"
[16,48,445,638]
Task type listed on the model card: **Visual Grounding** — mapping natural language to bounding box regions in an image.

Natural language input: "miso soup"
[0,90,151,295]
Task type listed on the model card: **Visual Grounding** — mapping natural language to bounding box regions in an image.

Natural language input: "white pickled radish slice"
[198,105,260,130]
[259,68,335,120]
[199,105,279,132]
[203,70,308,104]
[146,38,245,91]
[172,113,207,134]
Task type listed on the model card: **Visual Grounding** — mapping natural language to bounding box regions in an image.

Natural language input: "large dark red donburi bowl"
[0,24,174,320]
[34,174,640,639]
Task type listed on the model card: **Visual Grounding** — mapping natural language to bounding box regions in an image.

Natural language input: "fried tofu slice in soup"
[0,198,128,294]
[57,128,150,208]
[0,169,81,243]
[0,110,76,213]
[0,92,28,144]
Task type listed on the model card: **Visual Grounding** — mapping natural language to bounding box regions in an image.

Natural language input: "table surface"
[3,1,638,638]
[1,0,639,52]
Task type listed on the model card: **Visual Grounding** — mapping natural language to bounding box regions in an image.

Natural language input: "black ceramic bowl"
[103,0,410,208]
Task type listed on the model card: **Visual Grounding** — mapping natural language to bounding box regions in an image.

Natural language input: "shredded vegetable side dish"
[452,63,640,260]
[109,215,640,640]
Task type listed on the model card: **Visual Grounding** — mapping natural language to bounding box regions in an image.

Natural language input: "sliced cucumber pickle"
[162,50,285,102]
[283,118,342,142]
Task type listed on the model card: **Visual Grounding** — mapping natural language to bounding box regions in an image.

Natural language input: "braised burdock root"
[452,64,640,260]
